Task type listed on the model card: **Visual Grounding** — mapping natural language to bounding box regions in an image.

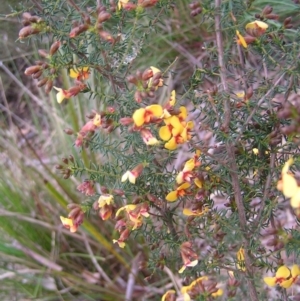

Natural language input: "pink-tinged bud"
[191,7,202,16]
[265,13,279,20]
[119,117,133,126]
[243,35,256,44]
[19,25,40,39]
[123,2,137,10]
[113,189,124,196]
[49,41,61,56]
[84,15,91,24]
[138,0,158,8]
[77,180,95,196]
[246,86,253,100]
[189,1,200,9]
[37,78,48,87]
[107,107,115,113]
[64,128,74,135]
[99,31,114,43]
[22,12,32,26]
[75,133,84,147]
[69,24,89,38]
[262,5,273,15]
[119,228,130,241]
[142,68,153,81]
[32,70,43,79]
[134,91,142,103]
[24,65,41,76]
[284,17,292,26]
[127,75,138,85]
[98,11,111,23]
[45,80,53,94]
[38,49,49,58]
[29,16,43,23]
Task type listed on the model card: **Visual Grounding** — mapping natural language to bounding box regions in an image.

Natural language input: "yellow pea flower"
[166,182,190,202]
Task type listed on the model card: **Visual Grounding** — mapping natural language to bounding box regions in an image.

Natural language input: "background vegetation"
[1,0,300,300]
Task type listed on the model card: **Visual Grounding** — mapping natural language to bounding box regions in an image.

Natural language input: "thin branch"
[252,153,276,231]
[82,232,113,284]
[214,1,259,300]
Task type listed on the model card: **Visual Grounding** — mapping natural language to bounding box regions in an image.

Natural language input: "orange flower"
[264,265,300,288]
[69,67,90,81]
[132,104,163,127]
[166,182,190,202]
[60,216,78,233]
[54,83,86,103]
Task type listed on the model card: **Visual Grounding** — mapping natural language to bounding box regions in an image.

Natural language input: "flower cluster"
[166,152,202,203]
[60,204,85,233]
[236,20,268,48]
[179,241,198,273]
[113,203,149,248]
[264,265,300,288]
[181,276,223,301]
[158,93,194,150]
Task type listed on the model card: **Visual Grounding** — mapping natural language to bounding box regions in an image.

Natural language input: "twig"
[82,232,113,284]
[125,252,142,301]
[12,241,63,271]
[252,152,276,229]
[214,1,259,300]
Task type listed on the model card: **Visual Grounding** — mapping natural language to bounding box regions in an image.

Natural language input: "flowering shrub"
[16,0,300,300]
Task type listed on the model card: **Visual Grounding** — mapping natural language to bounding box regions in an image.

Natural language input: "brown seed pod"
[37,78,48,87]
[49,41,61,56]
[19,25,40,39]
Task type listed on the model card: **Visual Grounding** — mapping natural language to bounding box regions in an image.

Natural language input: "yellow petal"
[170,116,184,136]
[53,87,65,103]
[161,290,176,301]
[211,288,223,297]
[121,171,129,182]
[147,104,163,118]
[276,266,291,279]
[184,159,195,171]
[133,108,146,127]
[150,66,161,74]
[291,265,300,277]
[93,113,101,126]
[179,106,187,119]
[166,191,178,202]
[291,188,300,208]
[246,20,268,30]
[159,126,172,141]
[60,216,73,227]
[282,158,294,174]
[128,172,136,184]
[169,90,176,106]
[194,178,203,188]
[282,173,298,198]
[69,68,79,78]
[264,277,276,287]
[179,182,191,190]
[236,30,247,48]
[280,278,293,289]
[178,265,186,274]
[183,208,194,216]
[176,172,184,185]
[165,137,177,150]
[187,259,198,267]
